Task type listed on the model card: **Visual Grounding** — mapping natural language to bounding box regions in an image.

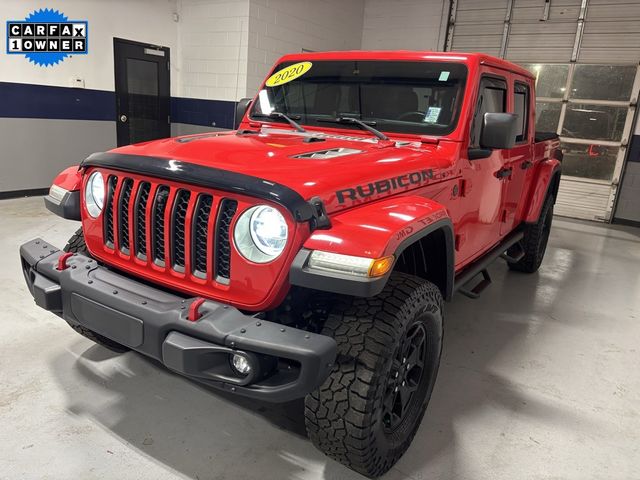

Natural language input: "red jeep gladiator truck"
[20,51,561,477]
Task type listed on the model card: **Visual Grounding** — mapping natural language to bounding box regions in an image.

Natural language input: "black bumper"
[20,238,336,402]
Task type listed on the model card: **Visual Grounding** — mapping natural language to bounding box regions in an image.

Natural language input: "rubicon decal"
[336,169,434,204]
[6,8,88,66]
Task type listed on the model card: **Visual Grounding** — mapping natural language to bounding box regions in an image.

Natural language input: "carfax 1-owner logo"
[6,8,88,66]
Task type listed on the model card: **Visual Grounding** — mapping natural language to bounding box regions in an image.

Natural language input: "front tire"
[63,228,128,353]
[304,273,443,478]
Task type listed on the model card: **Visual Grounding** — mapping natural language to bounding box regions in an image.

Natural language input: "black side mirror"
[480,112,518,150]
[234,98,253,130]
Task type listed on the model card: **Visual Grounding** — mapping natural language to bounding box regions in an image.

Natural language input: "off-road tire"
[509,194,554,273]
[304,273,443,478]
[63,229,128,353]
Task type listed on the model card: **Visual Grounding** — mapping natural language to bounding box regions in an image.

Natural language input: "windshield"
[250,60,468,136]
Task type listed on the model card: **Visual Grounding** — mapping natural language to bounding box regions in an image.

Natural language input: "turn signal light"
[307,250,394,278]
[368,255,394,277]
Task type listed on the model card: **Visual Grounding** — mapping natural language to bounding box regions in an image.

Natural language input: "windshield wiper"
[252,111,306,132]
[318,116,389,141]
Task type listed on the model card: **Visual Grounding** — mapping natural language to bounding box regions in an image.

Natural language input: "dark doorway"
[114,38,170,146]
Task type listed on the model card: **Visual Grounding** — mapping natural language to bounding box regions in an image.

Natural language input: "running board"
[500,242,525,263]
[458,269,491,299]
[453,229,525,299]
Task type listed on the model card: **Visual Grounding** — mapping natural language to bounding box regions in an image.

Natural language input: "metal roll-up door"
[446,0,640,222]
[449,0,508,57]
[506,0,580,63]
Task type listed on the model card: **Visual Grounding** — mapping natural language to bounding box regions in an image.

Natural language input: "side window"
[471,77,507,147]
[514,82,529,142]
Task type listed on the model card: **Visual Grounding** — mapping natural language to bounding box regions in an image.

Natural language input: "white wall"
[246,0,365,96]
[361,0,448,51]
[0,0,450,100]
[0,0,179,94]
[177,0,250,101]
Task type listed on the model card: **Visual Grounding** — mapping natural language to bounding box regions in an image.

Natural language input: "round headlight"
[234,205,288,263]
[85,171,105,218]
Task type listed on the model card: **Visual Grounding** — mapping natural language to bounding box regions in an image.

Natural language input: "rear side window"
[514,82,529,142]
[471,77,507,147]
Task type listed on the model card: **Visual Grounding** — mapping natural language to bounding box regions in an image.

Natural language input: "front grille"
[102,175,238,282]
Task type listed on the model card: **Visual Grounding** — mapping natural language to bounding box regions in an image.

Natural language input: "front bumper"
[20,238,336,402]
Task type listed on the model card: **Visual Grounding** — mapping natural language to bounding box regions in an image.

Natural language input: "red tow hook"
[57,252,74,271]
[188,297,206,321]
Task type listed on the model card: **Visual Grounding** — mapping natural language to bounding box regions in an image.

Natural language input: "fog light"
[231,353,252,376]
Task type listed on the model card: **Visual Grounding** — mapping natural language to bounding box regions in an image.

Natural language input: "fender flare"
[523,159,561,224]
[393,216,454,300]
[290,196,455,299]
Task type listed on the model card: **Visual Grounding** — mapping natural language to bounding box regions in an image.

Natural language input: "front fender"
[44,165,82,220]
[290,196,454,298]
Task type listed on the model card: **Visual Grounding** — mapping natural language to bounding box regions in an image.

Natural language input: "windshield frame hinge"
[307,196,331,231]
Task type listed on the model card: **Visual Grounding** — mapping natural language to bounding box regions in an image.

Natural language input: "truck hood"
[112,128,458,213]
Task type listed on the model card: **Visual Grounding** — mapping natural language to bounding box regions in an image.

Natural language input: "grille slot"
[134,182,151,259]
[215,199,237,282]
[191,194,213,278]
[151,185,169,265]
[103,176,117,248]
[118,178,134,254]
[171,189,191,271]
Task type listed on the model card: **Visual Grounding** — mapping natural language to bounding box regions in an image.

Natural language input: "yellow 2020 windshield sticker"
[265,61,312,87]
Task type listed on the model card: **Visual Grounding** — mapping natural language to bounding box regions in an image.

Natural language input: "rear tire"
[63,229,128,353]
[509,194,554,273]
[304,273,443,478]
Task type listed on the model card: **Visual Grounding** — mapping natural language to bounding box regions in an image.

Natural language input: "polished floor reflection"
[1,196,639,480]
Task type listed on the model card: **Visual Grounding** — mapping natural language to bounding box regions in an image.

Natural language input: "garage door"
[446,0,640,221]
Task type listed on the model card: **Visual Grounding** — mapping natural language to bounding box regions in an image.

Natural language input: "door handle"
[120,114,127,122]
[521,160,533,170]
[495,167,512,179]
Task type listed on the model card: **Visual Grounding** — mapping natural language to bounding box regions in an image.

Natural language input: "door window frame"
[513,81,530,144]
[470,74,508,148]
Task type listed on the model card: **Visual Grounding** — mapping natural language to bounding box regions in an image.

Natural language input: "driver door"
[455,75,509,267]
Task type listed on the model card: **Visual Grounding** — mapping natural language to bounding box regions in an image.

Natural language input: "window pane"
[570,65,637,101]
[127,58,158,95]
[535,102,561,134]
[562,104,627,141]
[521,64,569,99]
[514,91,527,141]
[561,142,619,181]
[251,60,468,136]
[471,83,506,146]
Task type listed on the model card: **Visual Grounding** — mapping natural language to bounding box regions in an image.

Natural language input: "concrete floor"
[1,196,639,480]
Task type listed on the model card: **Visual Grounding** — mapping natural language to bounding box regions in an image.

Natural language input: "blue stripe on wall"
[171,97,235,129]
[0,81,237,129]
[0,81,116,121]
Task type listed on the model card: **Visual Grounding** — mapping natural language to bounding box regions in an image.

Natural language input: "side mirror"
[234,98,253,130]
[480,113,518,150]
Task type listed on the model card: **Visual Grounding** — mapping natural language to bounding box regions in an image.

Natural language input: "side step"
[453,229,525,299]
[500,242,525,263]
[458,269,491,299]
